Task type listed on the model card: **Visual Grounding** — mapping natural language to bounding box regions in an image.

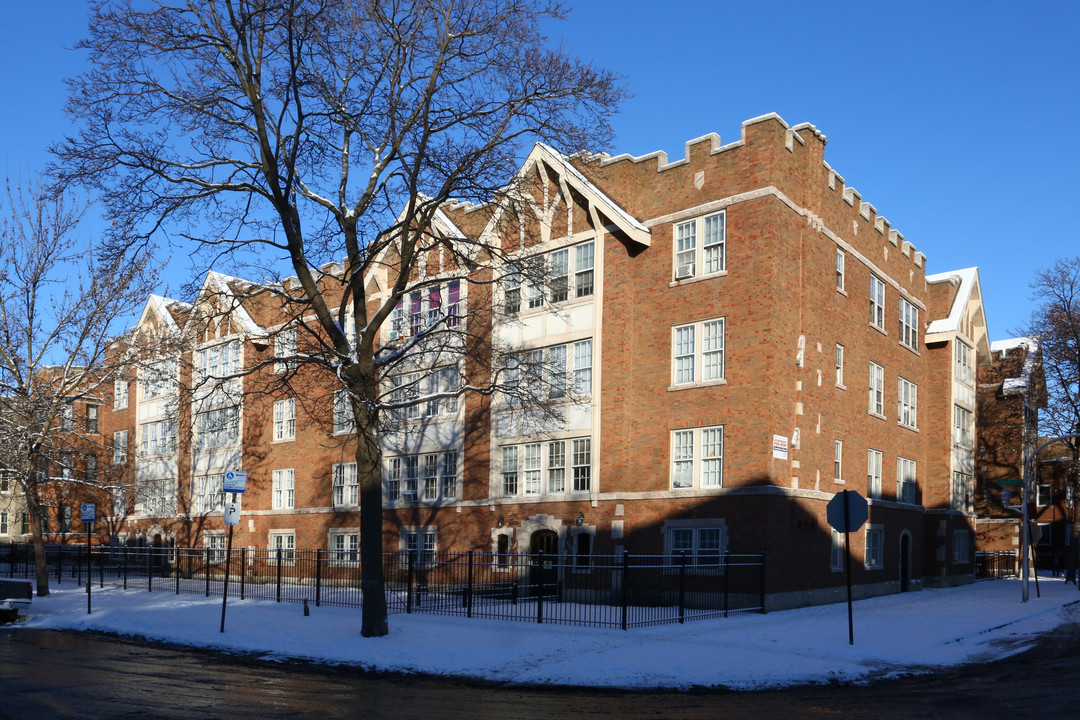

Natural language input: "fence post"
[77,545,83,586]
[679,551,687,624]
[315,550,322,607]
[536,550,544,624]
[723,552,730,618]
[466,550,474,618]
[176,549,182,594]
[406,550,415,614]
[759,551,767,614]
[147,547,153,592]
[56,547,62,584]
[240,547,247,600]
[123,546,128,590]
[620,550,629,631]
[205,547,211,597]
[275,548,283,603]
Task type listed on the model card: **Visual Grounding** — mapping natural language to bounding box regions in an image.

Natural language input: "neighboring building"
[975,338,1049,561]
[50,113,1007,611]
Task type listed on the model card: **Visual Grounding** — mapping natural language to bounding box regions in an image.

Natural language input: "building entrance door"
[529,530,559,598]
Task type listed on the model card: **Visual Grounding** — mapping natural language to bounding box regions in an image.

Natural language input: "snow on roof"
[925,266,979,335]
[992,336,1039,396]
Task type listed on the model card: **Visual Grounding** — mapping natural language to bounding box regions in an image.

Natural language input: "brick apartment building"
[5,113,1013,611]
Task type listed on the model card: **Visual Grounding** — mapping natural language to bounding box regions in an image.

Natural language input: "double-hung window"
[864,525,884,569]
[334,389,355,434]
[275,327,297,372]
[835,344,845,386]
[86,404,99,434]
[500,439,589,496]
[273,399,296,441]
[113,430,128,464]
[955,341,973,383]
[899,298,918,351]
[404,529,437,566]
[59,403,73,431]
[673,211,725,280]
[504,241,594,313]
[831,529,845,571]
[140,419,177,456]
[868,362,884,416]
[867,449,883,499]
[954,405,972,448]
[272,469,295,510]
[666,522,726,565]
[271,532,296,563]
[834,440,843,482]
[330,532,359,563]
[333,462,359,507]
[952,471,972,512]
[114,380,129,410]
[574,242,595,298]
[897,377,917,429]
[672,318,725,386]
[870,275,885,330]
[194,474,224,514]
[897,457,917,504]
[671,426,724,490]
[836,249,845,291]
[205,534,227,564]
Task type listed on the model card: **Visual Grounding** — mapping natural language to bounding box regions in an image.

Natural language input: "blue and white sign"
[80,503,96,523]
[223,470,248,494]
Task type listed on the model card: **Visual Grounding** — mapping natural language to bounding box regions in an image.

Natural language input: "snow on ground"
[11,576,1080,690]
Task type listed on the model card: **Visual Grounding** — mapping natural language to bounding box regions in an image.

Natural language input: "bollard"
[304,598,310,616]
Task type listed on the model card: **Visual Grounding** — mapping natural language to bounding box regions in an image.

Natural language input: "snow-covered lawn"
[11,576,1080,689]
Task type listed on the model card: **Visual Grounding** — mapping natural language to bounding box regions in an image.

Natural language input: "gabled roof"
[135,294,189,336]
[531,143,651,247]
[181,271,267,340]
[925,266,991,359]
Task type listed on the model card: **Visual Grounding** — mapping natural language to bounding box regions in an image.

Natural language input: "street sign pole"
[844,501,853,646]
[221,493,237,634]
[81,503,96,615]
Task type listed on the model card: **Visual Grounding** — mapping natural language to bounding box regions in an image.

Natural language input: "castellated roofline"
[584,112,922,272]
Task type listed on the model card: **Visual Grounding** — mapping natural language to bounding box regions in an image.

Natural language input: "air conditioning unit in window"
[675,263,695,280]
[401,491,418,502]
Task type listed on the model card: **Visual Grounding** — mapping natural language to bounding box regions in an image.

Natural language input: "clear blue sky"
[3,1,1078,338]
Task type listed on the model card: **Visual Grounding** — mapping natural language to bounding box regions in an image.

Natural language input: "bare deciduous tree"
[0,173,154,596]
[54,0,623,636]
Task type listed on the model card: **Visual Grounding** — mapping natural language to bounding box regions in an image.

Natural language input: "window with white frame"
[897,377,917,429]
[498,440,588,496]
[140,419,177,456]
[195,407,240,450]
[85,455,97,484]
[867,448,883,499]
[672,318,725,386]
[333,462,359,507]
[573,340,592,395]
[1037,483,1052,507]
[665,521,726,565]
[396,366,460,420]
[59,402,73,431]
[503,242,594,315]
[0,511,7,535]
[114,380,129,410]
[870,275,885,330]
[952,530,970,564]
[274,327,297,373]
[899,297,919,351]
[673,211,725,280]
[952,471,972,513]
[868,362,884,416]
[113,430,128,464]
[270,532,295,563]
[197,341,241,380]
[86,404,99,434]
[194,474,225,514]
[671,426,724,490]
[273,398,296,441]
[835,344,845,386]
[441,451,458,500]
[330,531,359,563]
[403,528,437,566]
[272,469,295,509]
[138,478,175,516]
[205,533,227,564]
[897,457,917,504]
[954,405,972,448]
[142,359,177,399]
[836,249,845,291]
[112,488,125,517]
[834,440,843,482]
[390,280,463,340]
[830,529,845,571]
[334,389,356,434]
[864,525,884,569]
[955,341,974,384]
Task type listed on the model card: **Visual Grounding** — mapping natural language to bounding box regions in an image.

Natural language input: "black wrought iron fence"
[975,550,1017,579]
[0,543,766,629]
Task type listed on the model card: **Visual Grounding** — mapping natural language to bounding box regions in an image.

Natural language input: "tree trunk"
[355,395,387,637]
[27,487,51,597]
